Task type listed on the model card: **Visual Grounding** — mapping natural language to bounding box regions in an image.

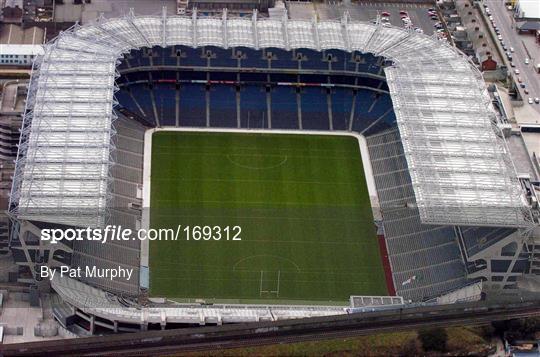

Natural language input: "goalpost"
[259,270,281,297]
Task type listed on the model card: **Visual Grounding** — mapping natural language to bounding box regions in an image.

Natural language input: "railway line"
[2,301,540,356]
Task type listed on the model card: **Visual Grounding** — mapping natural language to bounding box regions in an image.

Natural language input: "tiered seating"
[239,47,269,69]
[209,85,237,128]
[153,83,177,126]
[209,47,237,68]
[300,87,329,130]
[367,128,468,301]
[128,84,156,124]
[179,83,206,127]
[298,49,327,70]
[71,117,144,297]
[179,47,206,66]
[267,48,298,69]
[351,90,395,134]
[460,227,516,259]
[270,86,298,129]
[331,88,353,130]
[239,85,267,128]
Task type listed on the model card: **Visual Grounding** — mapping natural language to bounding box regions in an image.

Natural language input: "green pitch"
[149,131,387,304]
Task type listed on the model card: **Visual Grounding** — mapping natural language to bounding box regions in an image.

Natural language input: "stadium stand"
[366,128,468,301]
[8,13,537,330]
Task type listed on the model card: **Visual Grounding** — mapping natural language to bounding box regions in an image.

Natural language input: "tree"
[418,327,448,352]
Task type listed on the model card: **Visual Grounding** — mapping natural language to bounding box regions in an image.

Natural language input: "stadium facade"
[6,9,540,331]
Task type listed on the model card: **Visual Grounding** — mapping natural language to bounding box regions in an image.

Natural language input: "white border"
[140,127,380,289]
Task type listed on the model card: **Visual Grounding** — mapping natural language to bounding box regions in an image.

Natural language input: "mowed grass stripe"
[149,131,387,303]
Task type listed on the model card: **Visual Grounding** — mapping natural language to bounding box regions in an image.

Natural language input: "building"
[477,49,497,71]
[0,80,27,255]
[0,44,44,66]
[0,0,23,24]
[514,0,540,20]
[0,24,45,45]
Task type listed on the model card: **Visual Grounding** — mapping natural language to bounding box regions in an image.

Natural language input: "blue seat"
[271,86,298,129]
[179,83,206,127]
[297,48,327,71]
[300,87,329,130]
[267,48,298,70]
[324,49,347,72]
[179,46,206,67]
[239,85,268,129]
[210,85,237,128]
[153,83,177,126]
[331,88,353,131]
[128,84,155,125]
[239,48,269,69]
[207,46,237,68]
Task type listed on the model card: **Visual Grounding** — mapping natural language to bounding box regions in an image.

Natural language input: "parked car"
[497,34,503,40]
[399,10,408,16]
[525,58,529,65]
[535,98,540,104]
[510,47,514,52]
[515,69,520,75]
[381,11,390,17]
[520,83,526,88]
[510,62,515,67]
[524,89,529,94]
[517,76,522,82]
[529,98,534,104]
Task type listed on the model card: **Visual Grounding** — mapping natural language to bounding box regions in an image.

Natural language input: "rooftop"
[10,11,532,229]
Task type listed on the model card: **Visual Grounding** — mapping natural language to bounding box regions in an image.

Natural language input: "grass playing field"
[149,131,387,304]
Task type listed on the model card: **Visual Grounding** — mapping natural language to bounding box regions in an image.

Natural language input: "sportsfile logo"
[40,225,242,244]
[40,225,177,244]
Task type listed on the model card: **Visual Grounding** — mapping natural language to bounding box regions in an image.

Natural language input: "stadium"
[7,9,539,332]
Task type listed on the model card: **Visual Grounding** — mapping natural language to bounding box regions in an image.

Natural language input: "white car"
[535,98,540,104]
[528,98,533,104]
[497,34,503,41]
[510,47,514,52]
[515,69,520,75]
[525,58,529,64]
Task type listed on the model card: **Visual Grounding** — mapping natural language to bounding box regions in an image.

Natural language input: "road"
[488,0,540,114]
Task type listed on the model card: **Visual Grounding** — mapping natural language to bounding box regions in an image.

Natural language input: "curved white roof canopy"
[10,13,530,228]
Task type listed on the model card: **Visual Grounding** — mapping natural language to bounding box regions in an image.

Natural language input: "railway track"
[2,301,539,356]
